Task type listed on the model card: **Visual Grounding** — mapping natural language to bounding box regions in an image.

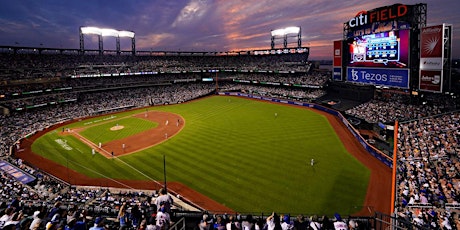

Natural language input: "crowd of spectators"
[232,72,328,87]
[396,112,460,229]
[345,92,457,124]
[0,74,200,99]
[0,172,180,229]
[0,53,310,81]
[224,83,326,101]
[0,72,327,103]
[196,212,360,230]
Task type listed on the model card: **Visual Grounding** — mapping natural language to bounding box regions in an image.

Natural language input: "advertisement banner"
[333,67,342,81]
[333,40,342,67]
[419,69,443,92]
[347,67,410,88]
[420,24,444,70]
[333,40,343,81]
[0,161,36,184]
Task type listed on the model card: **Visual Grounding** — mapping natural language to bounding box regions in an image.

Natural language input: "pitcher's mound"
[110,125,124,131]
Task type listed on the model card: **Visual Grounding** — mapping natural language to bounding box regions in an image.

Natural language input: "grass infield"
[79,117,158,144]
[32,96,370,215]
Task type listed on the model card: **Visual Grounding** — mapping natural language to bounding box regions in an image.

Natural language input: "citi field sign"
[348,4,409,28]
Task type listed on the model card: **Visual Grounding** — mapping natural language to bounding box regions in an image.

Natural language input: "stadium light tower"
[79,26,136,55]
[270,26,301,49]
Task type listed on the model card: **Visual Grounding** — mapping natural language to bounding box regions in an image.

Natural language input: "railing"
[169,217,186,230]
[374,212,431,230]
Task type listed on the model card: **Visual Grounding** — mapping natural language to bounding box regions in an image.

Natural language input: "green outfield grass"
[32,96,370,215]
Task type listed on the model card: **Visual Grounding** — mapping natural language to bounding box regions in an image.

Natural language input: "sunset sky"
[0,0,458,59]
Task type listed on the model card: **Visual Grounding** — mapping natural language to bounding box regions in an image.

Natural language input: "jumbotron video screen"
[347,29,410,68]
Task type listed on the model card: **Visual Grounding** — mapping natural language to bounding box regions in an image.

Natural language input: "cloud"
[0,0,459,58]
[172,0,212,28]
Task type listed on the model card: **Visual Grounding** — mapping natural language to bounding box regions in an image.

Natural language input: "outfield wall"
[218,92,393,168]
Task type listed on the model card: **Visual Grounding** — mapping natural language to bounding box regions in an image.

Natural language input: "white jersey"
[156,211,170,228]
[334,221,348,230]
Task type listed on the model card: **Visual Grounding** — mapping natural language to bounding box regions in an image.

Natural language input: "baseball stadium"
[1,2,459,230]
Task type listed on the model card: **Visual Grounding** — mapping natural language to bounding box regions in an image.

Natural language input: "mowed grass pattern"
[32,96,369,215]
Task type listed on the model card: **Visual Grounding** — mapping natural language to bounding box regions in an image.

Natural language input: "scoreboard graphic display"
[347,29,410,68]
[351,31,398,62]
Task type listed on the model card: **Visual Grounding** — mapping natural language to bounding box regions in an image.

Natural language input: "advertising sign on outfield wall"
[346,67,410,88]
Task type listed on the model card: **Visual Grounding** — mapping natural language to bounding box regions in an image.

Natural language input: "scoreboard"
[347,29,410,69]
[351,31,399,64]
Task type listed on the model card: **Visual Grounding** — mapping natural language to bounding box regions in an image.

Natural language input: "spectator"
[241,214,255,230]
[293,215,308,230]
[280,214,293,230]
[333,213,347,230]
[198,213,212,230]
[29,210,44,230]
[265,212,282,230]
[309,215,321,230]
[89,217,106,230]
[155,203,170,230]
[117,202,129,230]
[154,188,173,214]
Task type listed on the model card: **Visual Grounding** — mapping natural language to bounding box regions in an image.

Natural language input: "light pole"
[163,155,167,192]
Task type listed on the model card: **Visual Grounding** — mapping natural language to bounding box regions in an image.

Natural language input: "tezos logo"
[351,69,359,81]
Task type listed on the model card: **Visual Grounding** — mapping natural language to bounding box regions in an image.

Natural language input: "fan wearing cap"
[333,213,348,230]
[29,210,45,230]
[45,213,61,230]
[89,217,106,230]
[281,214,293,230]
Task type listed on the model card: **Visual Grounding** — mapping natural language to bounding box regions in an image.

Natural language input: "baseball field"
[24,95,386,215]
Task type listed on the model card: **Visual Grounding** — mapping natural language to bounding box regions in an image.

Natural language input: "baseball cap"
[95,217,105,225]
[51,214,60,223]
[334,213,342,221]
[283,214,290,223]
